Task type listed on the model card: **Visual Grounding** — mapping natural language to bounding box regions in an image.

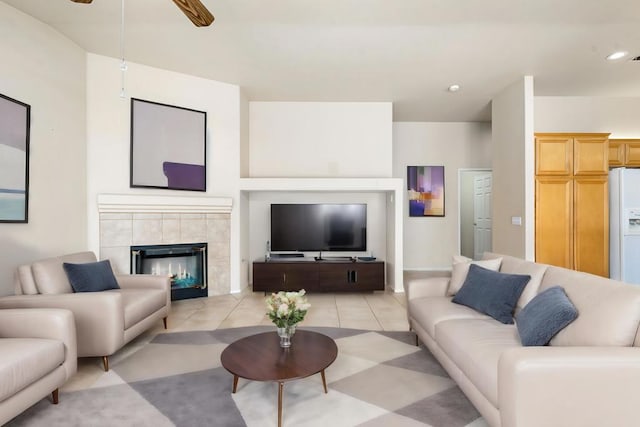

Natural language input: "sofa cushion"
[540,267,640,347]
[117,288,168,329]
[516,286,578,346]
[32,252,97,295]
[436,318,521,408]
[483,252,548,309]
[0,338,65,402]
[63,260,120,293]
[447,255,503,296]
[452,264,530,324]
[408,296,491,339]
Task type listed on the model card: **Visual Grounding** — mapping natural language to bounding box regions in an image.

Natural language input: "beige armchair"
[0,252,170,371]
[0,308,77,425]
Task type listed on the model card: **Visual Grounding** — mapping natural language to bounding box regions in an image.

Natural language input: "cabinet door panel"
[625,140,640,166]
[283,264,318,291]
[574,177,609,277]
[535,177,573,269]
[574,136,609,175]
[253,263,284,292]
[353,263,385,291]
[535,136,572,176]
[609,140,625,167]
[318,264,351,291]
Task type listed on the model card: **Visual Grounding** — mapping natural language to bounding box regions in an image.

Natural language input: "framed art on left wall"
[0,93,30,223]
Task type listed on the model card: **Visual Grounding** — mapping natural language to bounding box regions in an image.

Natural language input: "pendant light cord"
[119,0,127,98]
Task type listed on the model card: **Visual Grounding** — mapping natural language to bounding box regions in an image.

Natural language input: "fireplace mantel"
[97,194,233,214]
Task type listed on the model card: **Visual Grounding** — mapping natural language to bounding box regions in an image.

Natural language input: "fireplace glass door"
[131,243,207,300]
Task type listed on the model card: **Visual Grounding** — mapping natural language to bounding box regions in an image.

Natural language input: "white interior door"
[474,173,493,260]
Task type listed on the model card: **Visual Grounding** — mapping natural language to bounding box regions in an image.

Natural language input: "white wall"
[85,54,244,292]
[393,122,492,270]
[249,102,393,177]
[0,4,87,296]
[535,97,640,137]
[491,76,535,260]
[248,192,387,281]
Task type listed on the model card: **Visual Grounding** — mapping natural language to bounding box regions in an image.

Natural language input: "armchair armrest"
[0,308,77,379]
[0,293,125,357]
[116,274,171,311]
[499,346,640,427]
[405,276,450,301]
[116,274,170,291]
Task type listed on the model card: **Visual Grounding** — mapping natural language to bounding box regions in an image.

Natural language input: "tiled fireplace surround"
[97,194,232,296]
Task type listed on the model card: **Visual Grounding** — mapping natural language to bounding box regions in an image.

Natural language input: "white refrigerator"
[610,168,640,285]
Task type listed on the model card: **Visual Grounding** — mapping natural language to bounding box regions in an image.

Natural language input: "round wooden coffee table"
[220,330,338,427]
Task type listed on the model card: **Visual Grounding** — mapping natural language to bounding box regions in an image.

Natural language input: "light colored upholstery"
[408,296,490,338]
[0,339,64,402]
[436,319,520,408]
[0,308,77,425]
[32,252,97,294]
[0,252,170,365]
[407,252,640,427]
[540,266,640,347]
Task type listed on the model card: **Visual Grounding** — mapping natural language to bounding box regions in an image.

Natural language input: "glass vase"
[277,324,296,348]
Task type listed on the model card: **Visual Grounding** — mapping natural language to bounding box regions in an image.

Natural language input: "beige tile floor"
[168,289,409,332]
[65,290,410,391]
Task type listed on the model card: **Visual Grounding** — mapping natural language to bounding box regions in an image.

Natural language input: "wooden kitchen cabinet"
[535,133,609,277]
[608,139,640,167]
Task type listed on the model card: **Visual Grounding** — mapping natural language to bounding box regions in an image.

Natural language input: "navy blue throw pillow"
[63,260,120,293]
[452,264,530,324]
[516,286,578,346]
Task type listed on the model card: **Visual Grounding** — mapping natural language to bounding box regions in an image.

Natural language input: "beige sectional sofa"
[0,252,170,371]
[0,308,77,425]
[406,252,640,427]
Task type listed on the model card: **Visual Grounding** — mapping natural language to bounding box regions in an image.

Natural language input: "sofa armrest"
[0,308,77,379]
[499,346,640,427]
[405,277,450,301]
[0,293,125,357]
[116,274,171,311]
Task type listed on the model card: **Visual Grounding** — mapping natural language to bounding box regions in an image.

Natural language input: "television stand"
[253,259,384,293]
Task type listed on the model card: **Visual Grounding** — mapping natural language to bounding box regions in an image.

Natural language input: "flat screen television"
[270,204,367,252]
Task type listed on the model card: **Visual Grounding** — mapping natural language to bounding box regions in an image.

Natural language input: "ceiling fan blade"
[70,0,93,3]
[171,0,214,27]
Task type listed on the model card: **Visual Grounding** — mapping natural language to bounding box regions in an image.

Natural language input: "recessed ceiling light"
[606,51,628,61]
[448,84,461,92]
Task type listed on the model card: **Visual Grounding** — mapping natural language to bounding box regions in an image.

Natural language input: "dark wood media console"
[253,259,385,293]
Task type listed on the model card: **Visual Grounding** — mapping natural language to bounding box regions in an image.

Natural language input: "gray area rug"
[8,326,484,427]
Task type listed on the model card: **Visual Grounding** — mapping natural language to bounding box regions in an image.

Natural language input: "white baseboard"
[404,267,452,272]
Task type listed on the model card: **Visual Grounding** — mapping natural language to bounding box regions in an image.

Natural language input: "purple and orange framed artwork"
[130,98,206,191]
[0,93,30,223]
[407,165,445,217]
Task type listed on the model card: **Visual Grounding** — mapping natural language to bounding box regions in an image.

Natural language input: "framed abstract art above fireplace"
[407,165,445,217]
[0,93,30,223]
[130,98,207,191]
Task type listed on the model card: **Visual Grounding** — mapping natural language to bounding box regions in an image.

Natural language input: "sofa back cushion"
[540,266,640,347]
[32,252,98,295]
[483,252,548,310]
[15,265,38,295]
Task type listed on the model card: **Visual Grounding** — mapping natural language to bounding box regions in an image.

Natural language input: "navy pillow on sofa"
[516,286,578,346]
[63,260,120,293]
[452,264,530,324]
